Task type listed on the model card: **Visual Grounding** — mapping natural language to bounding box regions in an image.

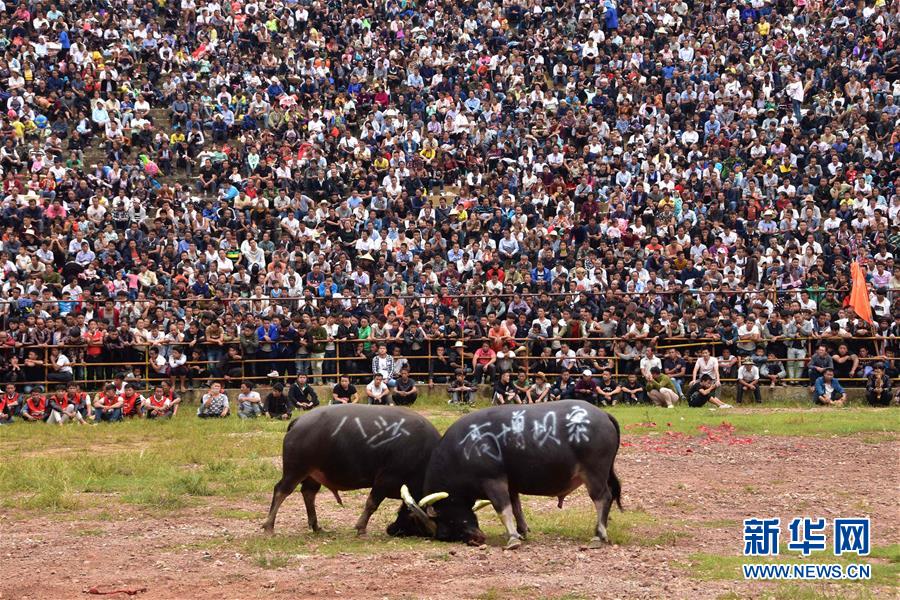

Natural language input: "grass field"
[1,395,897,514]
[1,395,898,599]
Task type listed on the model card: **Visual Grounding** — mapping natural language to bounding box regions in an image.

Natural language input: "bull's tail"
[608,413,623,511]
[287,417,299,432]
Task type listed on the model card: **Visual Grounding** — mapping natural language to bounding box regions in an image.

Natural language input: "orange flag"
[849,261,873,324]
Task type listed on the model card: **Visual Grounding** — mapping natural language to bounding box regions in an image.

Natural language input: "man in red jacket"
[20,387,50,422]
[48,383,89,425]
[119,383,144,418]
[0,383,20,423]
[93,383,123,422]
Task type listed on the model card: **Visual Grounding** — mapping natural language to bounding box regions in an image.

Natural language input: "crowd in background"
[0,0,898,423]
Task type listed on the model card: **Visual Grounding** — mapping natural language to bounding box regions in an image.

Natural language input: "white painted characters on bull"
[459,422,509,461]
[564,407,591,443]
[356,416,412,448]
[532,411,561,447]
[510,410,526,450]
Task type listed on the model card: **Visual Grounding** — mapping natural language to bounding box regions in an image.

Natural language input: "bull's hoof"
[504,537,523,550]
[587,536,605,549]
[261,524,274,535]
[355,528,367,537]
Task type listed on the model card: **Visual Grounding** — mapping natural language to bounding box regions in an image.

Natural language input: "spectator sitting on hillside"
[761,353,787,388]
[447,369,477,406]
[366,373,392,405]
[21,387,51,422]
[332,376,358,405]
[289,374,319,411]
[492,371,518,405]
[237,382,263,419]
[144,384,177,419]
[688,375,732,410]
[47,387,86,425]
[596,371,621,406]
[93,384,123,423]
[392,368,418,406]
[646,367,680,409]
[619,373,646,404]
[529,372,551,404]
[264,383,292,420]
[550,370,576,402]
[574,370,601,405]
[865,364,891,407]
[120,384,145,418]
[813,369,845,407]
[0,384,20,424]
[198,382,230,418]
[736,359,762,404]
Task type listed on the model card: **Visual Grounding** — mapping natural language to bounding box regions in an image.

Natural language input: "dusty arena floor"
[2,418,897,600]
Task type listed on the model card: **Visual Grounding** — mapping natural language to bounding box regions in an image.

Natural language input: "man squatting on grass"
[198,382,230,418]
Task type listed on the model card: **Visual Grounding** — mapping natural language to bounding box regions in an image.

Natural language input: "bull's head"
[400,485,491,545]
[385,503,434,538]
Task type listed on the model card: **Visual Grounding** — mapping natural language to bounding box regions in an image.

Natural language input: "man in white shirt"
[736,359,761,404]
[366,373,392,405]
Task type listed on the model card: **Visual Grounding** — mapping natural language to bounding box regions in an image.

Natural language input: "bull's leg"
[583,472,613,549]
[354,490,385,536]
[510,492,529,539]
[262,475,303,534]
[300,478,323,533]
[482,479,522,550]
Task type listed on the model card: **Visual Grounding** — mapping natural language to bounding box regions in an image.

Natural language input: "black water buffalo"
[262,404,441,536]
[401,400,622,548]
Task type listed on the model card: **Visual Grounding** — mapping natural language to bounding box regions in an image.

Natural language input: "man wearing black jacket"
[264,383,293,420]
[289,374,319,411]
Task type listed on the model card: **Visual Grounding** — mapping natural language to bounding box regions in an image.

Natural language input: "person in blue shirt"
[256,318,280,377]
[813,368,845,406]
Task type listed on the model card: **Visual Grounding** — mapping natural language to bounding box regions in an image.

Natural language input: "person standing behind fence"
[784,312,812,382]
[198,382,230,418]
[372,344,394,384]
[309,317,328,385]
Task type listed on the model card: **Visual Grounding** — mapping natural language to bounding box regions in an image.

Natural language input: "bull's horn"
[419,492,449,508]
[400,485,436,536]
[472,500,492,512]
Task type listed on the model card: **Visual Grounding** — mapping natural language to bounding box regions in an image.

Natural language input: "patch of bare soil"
[1,434,896,600]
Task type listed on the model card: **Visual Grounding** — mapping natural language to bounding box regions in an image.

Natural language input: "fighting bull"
[400,400,622,549]
[262,404,441,536]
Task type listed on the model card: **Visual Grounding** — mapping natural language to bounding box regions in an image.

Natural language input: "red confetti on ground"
[622,421,754,455]
[84,587,147,597]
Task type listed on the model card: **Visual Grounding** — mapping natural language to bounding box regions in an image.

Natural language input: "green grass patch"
[0,393,895,523]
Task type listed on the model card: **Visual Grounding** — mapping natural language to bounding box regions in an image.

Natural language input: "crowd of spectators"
[0,0,898,422]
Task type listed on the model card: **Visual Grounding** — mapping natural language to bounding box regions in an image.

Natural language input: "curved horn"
[419,492,449,508]
[400,485,436,536]
[472,500,492,512]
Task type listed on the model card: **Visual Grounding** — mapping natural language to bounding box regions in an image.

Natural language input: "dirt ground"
[2,431,896,600]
